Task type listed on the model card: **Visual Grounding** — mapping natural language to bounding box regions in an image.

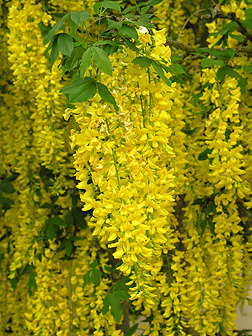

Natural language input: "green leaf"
[49,36,59,69]
[93,40,120,48]
[28,271,37,297]
[91,268,102,285]
[65,212,74,227]
[60,78,84,94]
[51,216,66,227]
[133,56,152,68]
[67,46,84,70]
[168,63,186,74]
[71,208,87,229]
[0,196,14,208]
[46,222,57,240]
[71,11,90,26]
[213,48,235,59]
[192,197,205,206]
[212,34,228,47]
[6,173,19,182]
[110,293,123,323]
[72,194,79,208]
[230,33,243,42]
[238,77,247,95]
[102,1,121,12]
[211,59,224,67]
[38,21,50,34]
[201,58,214,68]
[0,253,5,261]
[121,37,139,52]
[64,240,73,257]
[61,77,97,104]
[69,236,83,241]
[108,20,122,30]
[40,202,53,209]
[216,66,241,81]
[205,202,213,217]
[103,44,119,56]
[181,127,197,135]
[140,5,150,14]
[213,21,238,37]
[83,270,91,288]
[93,2,102,13]
[102,292,112,314]
[245,7,252,21]
[9,277,19,292]
[200,218,208,237]
[125,324,139,336]
[119,24,138,41]
[104,265,112,272]
[146,0,162,5]
[44,36,54,56]
[71,80,97,103]
[114,290,130,301]
[242,19,252,30]
[209,217,215,235]
[92,46,113,76]
[244,65,252,74]
[67,17,77,36]
[0,180,15,194]
[42,218,50,232]
[198,148,212,161]
[80,48,91,77]
[152,61,172,86]
[111,262,122,272]
[43,14,70,45]
[102,292,122,322]
[58,33,74,57]
[201,58,224,68]
[91,260,98,268]
[115,275,130,291]
[138,14,154,26]
[97,83,118,111]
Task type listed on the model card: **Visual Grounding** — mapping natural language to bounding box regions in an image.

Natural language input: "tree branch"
[167,39,252,55]
[167,40,195,52]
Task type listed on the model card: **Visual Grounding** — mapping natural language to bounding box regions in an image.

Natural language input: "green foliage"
[102,276,130,323]
[92,46,113,76]
[97,82,118,111]
[83,260,102,287]
[28,271,37,297]
[193,197,218,236]
[125,324,139,336]
[43,0,176,110]
[0,177,16,210]
[3,0,252,334]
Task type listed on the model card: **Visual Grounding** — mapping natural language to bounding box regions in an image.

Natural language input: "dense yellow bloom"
[1,1,252,336]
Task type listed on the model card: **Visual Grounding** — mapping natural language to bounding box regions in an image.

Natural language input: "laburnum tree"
[0,0,252,335]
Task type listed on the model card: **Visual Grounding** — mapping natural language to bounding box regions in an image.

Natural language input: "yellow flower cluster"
[154,0,201,44]
[71,28,179,310]
[8,1,73,192]
[178,65,252,334]
[1,0,252,335]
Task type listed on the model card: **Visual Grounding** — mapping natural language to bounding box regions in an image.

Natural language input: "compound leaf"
[58,33,74,57]
[92,46,112,76]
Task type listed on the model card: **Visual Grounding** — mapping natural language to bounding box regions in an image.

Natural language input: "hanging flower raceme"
[181,65,252,335]
[70,28,179,311]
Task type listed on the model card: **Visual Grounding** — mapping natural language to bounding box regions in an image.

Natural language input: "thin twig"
[177,9,207,41]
